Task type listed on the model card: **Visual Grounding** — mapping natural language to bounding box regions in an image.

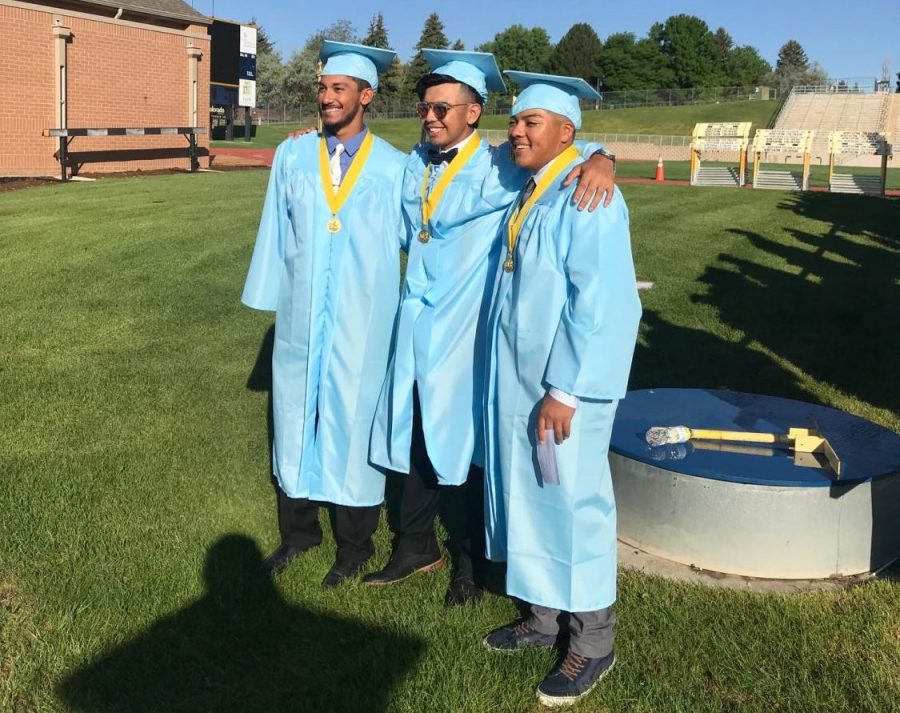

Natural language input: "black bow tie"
[428,147,458,165]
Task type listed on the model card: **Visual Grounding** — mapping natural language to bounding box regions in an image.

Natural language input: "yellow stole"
[416,132,481,243]
[317,131,375,233]
[504,145,580,272]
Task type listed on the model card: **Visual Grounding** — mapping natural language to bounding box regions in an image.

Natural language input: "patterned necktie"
[330,143,345,193]
[517,177,537,211]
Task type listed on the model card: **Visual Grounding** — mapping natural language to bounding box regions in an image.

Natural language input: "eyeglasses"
[414,102,470,120]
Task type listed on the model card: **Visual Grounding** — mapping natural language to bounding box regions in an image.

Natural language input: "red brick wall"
[0,2,210,177]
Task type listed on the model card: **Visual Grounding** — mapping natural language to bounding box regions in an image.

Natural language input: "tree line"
[253,13,828,112]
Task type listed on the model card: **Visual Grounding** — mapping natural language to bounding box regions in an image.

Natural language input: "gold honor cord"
[418,132,481,243]
[317,132,375,233]
[504,145,581,272]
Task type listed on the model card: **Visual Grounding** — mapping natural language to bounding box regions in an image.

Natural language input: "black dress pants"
[277,488,381,565]
[391,386,487,582]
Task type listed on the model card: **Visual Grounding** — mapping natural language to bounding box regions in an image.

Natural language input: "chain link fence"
[250,84,780,124]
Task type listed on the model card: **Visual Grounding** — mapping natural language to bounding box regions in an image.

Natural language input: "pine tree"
[452,39,465,50]
[713,28,733,61]
[775,40,809,73]
[249,18,277,56]
[361,13,403,107]
[361,13,389,49]
[404,13,450,95]
[768,40,820,92]
[547,23,602,85]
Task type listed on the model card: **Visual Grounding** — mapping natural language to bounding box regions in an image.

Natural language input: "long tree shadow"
[691,192,900,416]
[58,535,424,713]
[630,310,815,401]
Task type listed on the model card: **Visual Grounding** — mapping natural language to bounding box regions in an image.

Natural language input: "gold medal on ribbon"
[417,229,430,243]
[503,255,515,273]
[317,132,374,237]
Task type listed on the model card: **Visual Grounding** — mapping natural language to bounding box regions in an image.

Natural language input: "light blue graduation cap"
[422,49,505,101]
[505,71,602,130]
[320,40,396,91]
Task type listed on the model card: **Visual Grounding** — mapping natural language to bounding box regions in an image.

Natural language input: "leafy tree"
[547,22,602,85]
[656,14,727,88]
[283,21,358,108]
[256,50,287,107]
[596,32,673,90]
[726,46,771,87]
[404,13,450,95]
[775,40,809,74]
[250,22,286,108]
[477,24,552,72]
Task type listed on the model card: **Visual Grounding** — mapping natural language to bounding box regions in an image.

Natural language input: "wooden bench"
[41,127,207,181]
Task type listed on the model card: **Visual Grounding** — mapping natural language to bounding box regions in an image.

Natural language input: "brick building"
[0,0,210,177]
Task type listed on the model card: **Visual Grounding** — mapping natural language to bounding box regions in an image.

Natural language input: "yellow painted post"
[739,148,747,186]
[802,150,811,191]
[690,147,698,184]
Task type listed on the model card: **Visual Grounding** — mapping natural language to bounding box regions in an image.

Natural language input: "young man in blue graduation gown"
[366,50,617,605]
[241,42,406,588]
[481,72,642,707]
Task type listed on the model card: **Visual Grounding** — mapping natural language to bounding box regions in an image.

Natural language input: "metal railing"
[790,77,881,94]
[483,129,693,147]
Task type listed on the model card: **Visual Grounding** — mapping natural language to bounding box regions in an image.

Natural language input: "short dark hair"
[415,73,483,127]
[351,77,373,113]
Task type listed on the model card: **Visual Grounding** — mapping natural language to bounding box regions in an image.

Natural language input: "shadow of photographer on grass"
[58,535,425,713]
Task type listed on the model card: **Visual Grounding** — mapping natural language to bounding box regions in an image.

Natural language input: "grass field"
[211,100,782,151]
[2,172,899,713]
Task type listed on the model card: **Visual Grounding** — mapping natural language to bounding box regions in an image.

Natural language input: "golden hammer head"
[787,428,841,478]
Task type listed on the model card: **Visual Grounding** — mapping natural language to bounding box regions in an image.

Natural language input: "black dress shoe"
[258,543,310,576]
[362,550,444,586]
[536,650,615,707]
[483,620,559,652]
[444,576,483,607]
[321,558,369,590]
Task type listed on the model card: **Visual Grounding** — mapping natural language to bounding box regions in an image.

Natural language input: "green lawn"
[1,173,899,713]
[212,100,781,151]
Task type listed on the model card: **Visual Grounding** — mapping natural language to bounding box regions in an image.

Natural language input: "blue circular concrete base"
[610,389,900,579]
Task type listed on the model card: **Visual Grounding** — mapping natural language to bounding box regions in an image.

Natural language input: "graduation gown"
[370,138,603,486]
[241,132,405,506]
[483,154,642,612]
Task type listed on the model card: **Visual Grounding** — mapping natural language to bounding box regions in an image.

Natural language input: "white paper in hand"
[536,430,560,486]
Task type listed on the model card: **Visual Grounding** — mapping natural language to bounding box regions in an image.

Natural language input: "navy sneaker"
[482,620,558,652]
[536,650,615,707]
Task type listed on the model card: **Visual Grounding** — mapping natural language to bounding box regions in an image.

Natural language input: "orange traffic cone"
[655,156,665,182]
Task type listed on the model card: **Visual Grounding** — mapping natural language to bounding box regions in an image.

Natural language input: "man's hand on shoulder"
[287,126,317,140]
[562,152,615,212]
